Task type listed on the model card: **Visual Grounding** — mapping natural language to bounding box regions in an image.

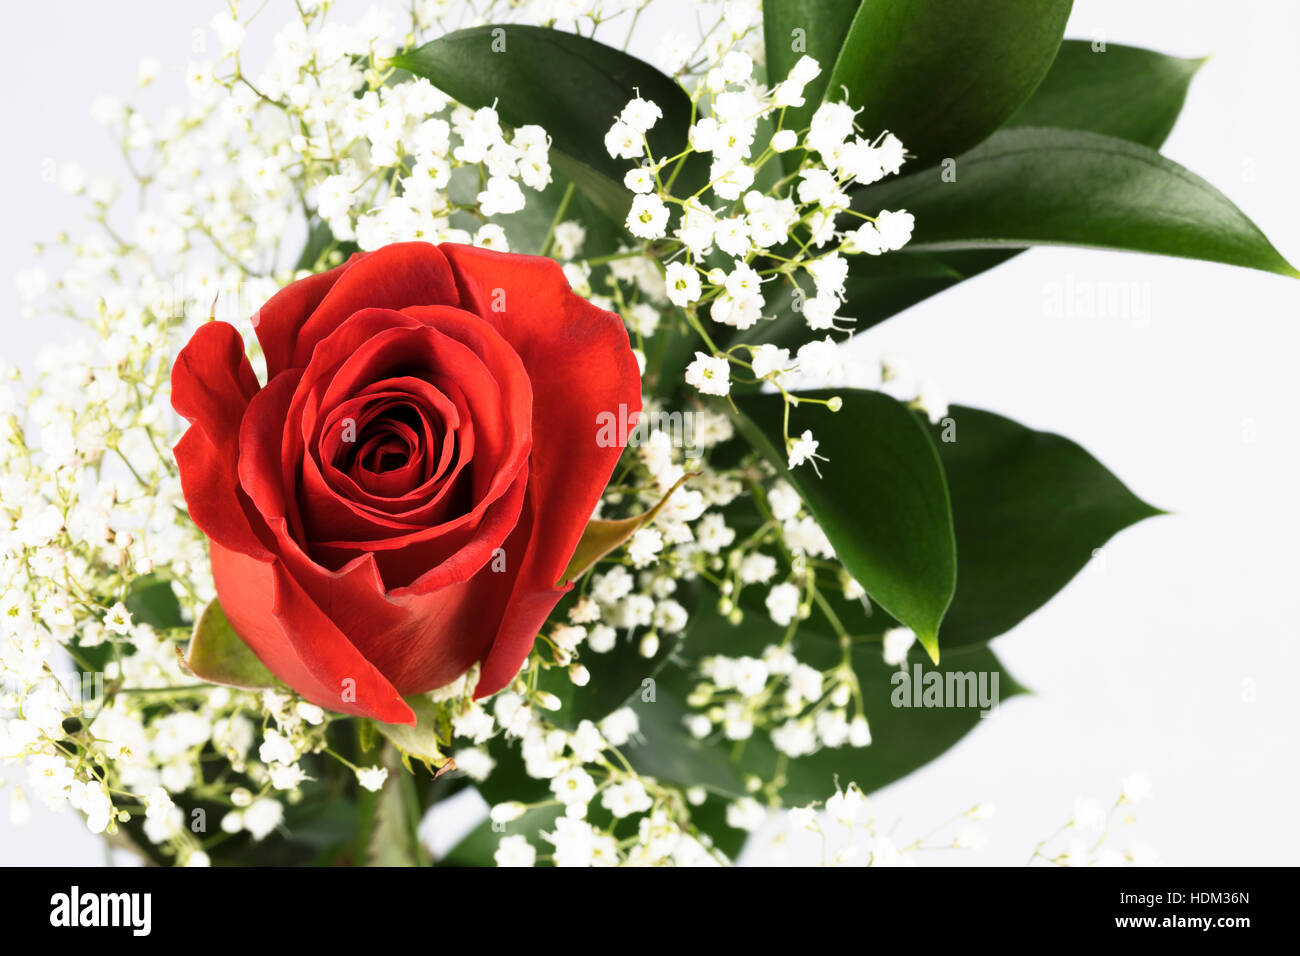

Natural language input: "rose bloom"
[172,242,640,724]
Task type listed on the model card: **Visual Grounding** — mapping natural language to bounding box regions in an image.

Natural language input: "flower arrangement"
[1,0,1290,867]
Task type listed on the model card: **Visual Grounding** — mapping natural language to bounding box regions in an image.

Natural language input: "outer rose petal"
[171,321,269,558]
[439,244,643,696]
[209,542,415,725]
[172,321,261,445]
[287,243,461,370]
[253,257,353,380]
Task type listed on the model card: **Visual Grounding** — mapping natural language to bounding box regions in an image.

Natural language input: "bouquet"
[2,0,1291,868]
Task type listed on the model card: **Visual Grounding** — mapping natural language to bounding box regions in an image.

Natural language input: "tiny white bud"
[771,129,798,152]
[490,801,527,823]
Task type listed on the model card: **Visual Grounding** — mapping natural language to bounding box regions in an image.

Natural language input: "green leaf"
[124,574,184,629]
[839,250,1022,331]
[536,582,698,731]
[625,598,1027,806]
[557,472,694,586]
[1007,41,1206,149]
[931,406,1164,648]
[499,172,626,259]
[828,0,1072,166]
[183,599,277,689]
[730,389,956,659]
[762,0,863,145]
[742,249,1021,351]
[367,754,427,867]
[294,217,357,273]
[374,696,451,770]
[780,643,1026,805]
[739,42,1205,347]
[623,667,750,796]
[391,25,700,224]
[857,127,1300,277]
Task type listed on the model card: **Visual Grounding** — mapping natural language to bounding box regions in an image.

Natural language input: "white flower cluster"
[1,0,564,859]
[594,38,952,475]
[1029,773,1160,867]
[748,781,994,866]
[689,647,871,758]
[604,49,914,367]
[5,0,969,867]
[445,687,726,866]
[737,776,1158,866]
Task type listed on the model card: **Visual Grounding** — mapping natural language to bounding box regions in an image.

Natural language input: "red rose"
[171,242,641,725]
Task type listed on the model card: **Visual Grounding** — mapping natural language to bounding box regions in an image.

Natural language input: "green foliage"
[858,126,1298,277]
[392,25,702,224]
[828,0,1073,166]
[731,389,956,660]
[184,600,278,690]
[623,598,1028,807]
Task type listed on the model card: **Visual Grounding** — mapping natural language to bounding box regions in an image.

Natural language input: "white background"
[2,0,1298,866]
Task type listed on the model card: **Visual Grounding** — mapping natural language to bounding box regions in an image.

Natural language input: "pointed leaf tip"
[375,696,452,765]
[557,472,696,586]
[919,631,941,665]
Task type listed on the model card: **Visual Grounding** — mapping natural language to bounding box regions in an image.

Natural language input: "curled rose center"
[346,403,426,474]
[318,390,460,505]
[281,307,537,588]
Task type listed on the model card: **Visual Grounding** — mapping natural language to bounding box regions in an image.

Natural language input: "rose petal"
[439,244,642,696]
[209,542,414,725]
[253,257,353,379]
[287,242,460,370]
[172,321,270,558]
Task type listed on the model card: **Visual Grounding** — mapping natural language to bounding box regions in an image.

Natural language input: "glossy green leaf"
[763,0,862,151]
[391,26,700,224]
[184,599,277,689]
[1007,40,1205,148]
[828,0,1072,166]
[499,171,626,259]
[858,127,1299,277]
[730,389,956,659]
[742,249,1021,351]
[931,406,1164,648]
[124,574,184,630]
[741,42,1206,347]
[624,670,750,796]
